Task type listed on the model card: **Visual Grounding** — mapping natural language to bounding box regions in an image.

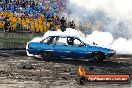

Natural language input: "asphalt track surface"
[0,50,132,88]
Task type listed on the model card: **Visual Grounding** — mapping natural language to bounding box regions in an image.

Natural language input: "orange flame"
[78,66,86,76]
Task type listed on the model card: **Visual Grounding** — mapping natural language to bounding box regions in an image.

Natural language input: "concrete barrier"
[0,43,26,50]
[0,32,43,49]
[0,32,43,39]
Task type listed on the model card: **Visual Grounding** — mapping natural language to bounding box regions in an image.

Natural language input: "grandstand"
[0,0,71,33]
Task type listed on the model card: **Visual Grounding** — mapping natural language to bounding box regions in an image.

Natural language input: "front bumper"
[27,48,42,55]
[105,50,116,58]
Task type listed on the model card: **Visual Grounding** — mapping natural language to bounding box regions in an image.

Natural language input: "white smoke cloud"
[26,0,132,55]
[86,31,113,47]
[85,31,132,54]
[110,38,132,54]
[66,0,132,54]
[42,28,84,38]
[70,0,132,20]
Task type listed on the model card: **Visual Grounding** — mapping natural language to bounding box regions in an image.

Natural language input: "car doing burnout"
[26,35,115,62]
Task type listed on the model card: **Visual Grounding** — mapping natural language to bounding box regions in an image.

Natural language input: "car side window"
[52,37,59,44]
[67,37,74,45]
[41,36,85,46]
[56,37,68,45]
[67,37,84,46]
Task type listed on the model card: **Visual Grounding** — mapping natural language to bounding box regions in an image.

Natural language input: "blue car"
[27,35,115,62]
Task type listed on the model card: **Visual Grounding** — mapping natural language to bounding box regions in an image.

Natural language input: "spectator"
[48,24,55,31]
[26,4,32,14]
[37,2,43,12]
[60,17,66,31]
[70,21,76,29]
[68,21,71,28]
[31,1,35,9]
[60,17,66,26]
[4,18,10,32]
[0,3,3,11]
[16,22,21,32]
[22,0,26,8]
[53,16,59,25]
[0,16,3,21]
[0,0,74,33]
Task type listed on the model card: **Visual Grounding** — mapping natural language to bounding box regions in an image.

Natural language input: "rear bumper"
[27,49,34,54]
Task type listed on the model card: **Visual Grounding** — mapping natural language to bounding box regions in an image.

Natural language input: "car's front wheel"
[92,52,106,62]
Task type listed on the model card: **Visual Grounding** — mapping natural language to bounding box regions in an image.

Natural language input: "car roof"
[48,35,80,38]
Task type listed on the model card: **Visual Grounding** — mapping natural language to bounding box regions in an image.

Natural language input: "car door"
[52,36,71,58]
[40,36,55,52]
[67,37,88,59]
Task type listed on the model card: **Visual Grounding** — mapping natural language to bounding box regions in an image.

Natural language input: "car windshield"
[74,38,84,46]
[41,36,55,44]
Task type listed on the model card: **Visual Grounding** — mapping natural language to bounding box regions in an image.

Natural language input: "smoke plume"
[27,0,132,55]
[66,0,132,54]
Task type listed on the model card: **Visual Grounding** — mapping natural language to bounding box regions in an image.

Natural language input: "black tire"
[92,52,106,62]
[41,51,53,59]
[77,76,87,85]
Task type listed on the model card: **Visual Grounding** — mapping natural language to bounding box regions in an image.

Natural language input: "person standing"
[4,18,10,32]
[60,17,66,32]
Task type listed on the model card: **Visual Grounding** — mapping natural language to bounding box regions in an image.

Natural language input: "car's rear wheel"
[92,52,106,62]
[41,51,53,59]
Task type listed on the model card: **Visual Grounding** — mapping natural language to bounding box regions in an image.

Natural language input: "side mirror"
[40,41,43,44]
